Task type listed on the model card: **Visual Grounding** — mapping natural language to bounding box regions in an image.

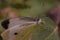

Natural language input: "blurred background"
[0,0,60,40]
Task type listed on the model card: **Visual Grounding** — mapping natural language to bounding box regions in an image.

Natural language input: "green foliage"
[0,0,9,9]
[14,0,60,18]
[0,36,3,40]
[11,3,31,9]
[0,0,60,18]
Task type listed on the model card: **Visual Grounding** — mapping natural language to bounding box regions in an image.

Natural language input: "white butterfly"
[1,18,42,40]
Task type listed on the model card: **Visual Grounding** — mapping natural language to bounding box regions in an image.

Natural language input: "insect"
[1,17,42,40]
